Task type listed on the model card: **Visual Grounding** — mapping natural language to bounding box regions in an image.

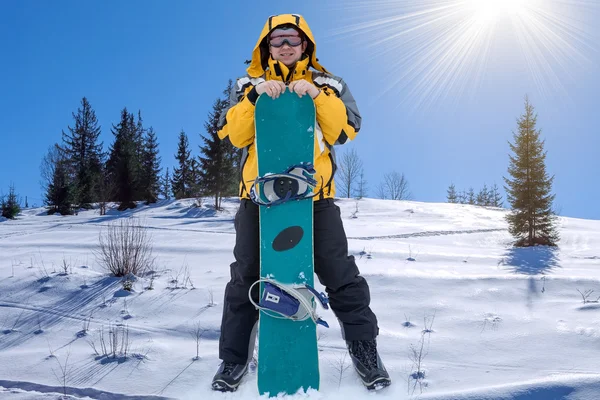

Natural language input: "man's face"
[268,27,307,67]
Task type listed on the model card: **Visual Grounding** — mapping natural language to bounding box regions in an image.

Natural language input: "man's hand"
[255,81,287,99]
[288,80,320,99]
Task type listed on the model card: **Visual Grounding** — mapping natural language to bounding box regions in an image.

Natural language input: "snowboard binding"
[249,163,318,207]
[249,278,330,328]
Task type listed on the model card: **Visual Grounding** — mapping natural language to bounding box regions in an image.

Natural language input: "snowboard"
[254,90,319,396]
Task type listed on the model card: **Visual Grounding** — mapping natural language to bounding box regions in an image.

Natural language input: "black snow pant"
[219,198,379,365]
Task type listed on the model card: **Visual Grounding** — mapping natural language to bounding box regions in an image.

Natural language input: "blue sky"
[1,1,599,220]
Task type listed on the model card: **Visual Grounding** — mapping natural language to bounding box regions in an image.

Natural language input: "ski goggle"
[268,29,303,47]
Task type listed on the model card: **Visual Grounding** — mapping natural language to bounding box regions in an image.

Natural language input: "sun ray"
[327,0,599,112]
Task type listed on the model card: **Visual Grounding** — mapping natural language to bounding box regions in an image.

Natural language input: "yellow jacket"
[217,14,361,200]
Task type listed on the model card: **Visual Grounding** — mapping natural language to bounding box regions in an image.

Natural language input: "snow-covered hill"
[1,198,599,399]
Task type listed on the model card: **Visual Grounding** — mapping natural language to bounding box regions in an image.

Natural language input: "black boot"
[347,339,391,390]
[211,361,248,392]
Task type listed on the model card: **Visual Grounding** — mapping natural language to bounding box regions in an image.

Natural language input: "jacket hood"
[247,14,329,78]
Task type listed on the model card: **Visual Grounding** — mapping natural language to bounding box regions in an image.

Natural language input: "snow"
[1,198,599,400]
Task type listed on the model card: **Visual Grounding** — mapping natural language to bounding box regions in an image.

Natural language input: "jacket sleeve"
[218,77,263,149]
[312,74,361,145]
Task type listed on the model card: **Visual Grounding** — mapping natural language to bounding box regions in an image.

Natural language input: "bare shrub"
[168,263,194,289]
[207,287,215,307]
[330,352,351,388]
[60,256,73,275]
[350,201,359,219]
[95,218,155,277]
[88,323,131,360]
[480,313,503,332]
[51,347,72,398]
[408,312,435,395]
[190,321,206,360]
[122,274,135,291]
[402,314,416,328]
[78,312,93,337]
[577,288,600,304]
[406,244,419,262]
[146,269,159,290]
[358,246,372,260]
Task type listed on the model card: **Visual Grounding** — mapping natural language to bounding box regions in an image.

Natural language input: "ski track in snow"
[1,221,507,243]
[348,228,505,240]
[0,379,174,399]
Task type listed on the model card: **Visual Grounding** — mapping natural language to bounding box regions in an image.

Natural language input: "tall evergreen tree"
[139,127,162,204]
[106,108,138,210]
[59,97,104,208]
[190,159,202,198]
[45,156,75,215]
[223,82,243,196]
[93,162,113,216]
[172,130,194,199]
[199,81,239,210]
[133,111,147,199]
[447,183,458,203]
[504,97,558,247]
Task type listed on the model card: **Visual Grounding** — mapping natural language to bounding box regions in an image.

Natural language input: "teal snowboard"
[254,90,319,396]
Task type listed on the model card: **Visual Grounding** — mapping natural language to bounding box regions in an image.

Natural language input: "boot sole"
[364,376,392,391]
[212,379,241,392]
[353,365,392,390]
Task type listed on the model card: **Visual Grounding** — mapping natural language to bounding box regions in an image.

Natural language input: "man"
[214,14,391,392]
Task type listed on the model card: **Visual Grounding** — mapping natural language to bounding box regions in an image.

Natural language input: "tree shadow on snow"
[502,246,560,275]
[431,384,578,400]
[505,385,575,400]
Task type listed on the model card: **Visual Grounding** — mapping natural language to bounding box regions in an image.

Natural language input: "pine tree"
[139,127,162,204]
[467,187,476,205]
[106,108,139,210]
[133,111,147,200]
[504,97,558,247]
[59,97,104,208]
[1,184,21,219]
[490,183,503,207]
[476,184,490,206]
[172,130,194,199]
[45,156,75,215]
[190,159,202,198]
[97,163,111,216]
[447,183,458,203]
[161,168,171,200]
[199,81,239,210]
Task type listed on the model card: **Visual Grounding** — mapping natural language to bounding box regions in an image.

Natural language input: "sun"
[469,0,528,24]
[329,0,597,111]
